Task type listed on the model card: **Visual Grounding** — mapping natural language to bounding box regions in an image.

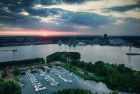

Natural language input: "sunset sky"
[0,0,140,36]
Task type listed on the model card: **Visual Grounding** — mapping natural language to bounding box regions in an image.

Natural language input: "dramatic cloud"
[60,12,115,26]
[108,4,140,12]
[0,0,140,36]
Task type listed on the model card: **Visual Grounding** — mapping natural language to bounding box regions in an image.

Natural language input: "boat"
[44,66,51,70]
[26,71,47,92]
[19,82,24,87]
[54,68,74,83]
[126,53,140,55]
[44,74,59,86]
[12,49,17,52]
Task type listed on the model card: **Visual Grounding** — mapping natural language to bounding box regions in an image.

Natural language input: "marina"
[38,69,59,86]
[20,66,111,94]
[57,74,73,83]
[52,68,73,83]
[0,0,140,93]
[26,70,47,92]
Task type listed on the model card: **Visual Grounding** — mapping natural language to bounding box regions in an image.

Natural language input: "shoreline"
[0,42,140,48]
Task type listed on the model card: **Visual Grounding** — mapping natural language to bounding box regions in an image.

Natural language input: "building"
[104,34,108,38]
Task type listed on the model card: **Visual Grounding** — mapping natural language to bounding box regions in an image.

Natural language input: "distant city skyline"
[0,0,140,36]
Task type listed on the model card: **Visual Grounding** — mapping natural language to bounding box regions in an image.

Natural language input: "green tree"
[13,67,20,76]
[3,80,21,94]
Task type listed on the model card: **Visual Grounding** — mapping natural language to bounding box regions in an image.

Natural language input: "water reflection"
[0,44,140,70]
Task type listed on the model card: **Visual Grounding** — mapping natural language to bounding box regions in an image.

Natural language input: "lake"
[0,44,140,70]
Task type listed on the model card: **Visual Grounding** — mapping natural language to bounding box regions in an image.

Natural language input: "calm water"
[0,44,140,70]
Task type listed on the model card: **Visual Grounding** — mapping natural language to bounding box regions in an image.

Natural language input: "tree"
[0,79,21,94]
[3,80,21,94]
[13,67,20,76]
[1,70,7,78]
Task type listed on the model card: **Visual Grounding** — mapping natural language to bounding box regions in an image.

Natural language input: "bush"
[0,79,21,94]
[54,89,92,94]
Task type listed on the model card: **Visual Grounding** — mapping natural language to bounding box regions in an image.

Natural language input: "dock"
[26,70,47,92]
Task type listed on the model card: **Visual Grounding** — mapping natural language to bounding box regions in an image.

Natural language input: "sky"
[0,0,140,36]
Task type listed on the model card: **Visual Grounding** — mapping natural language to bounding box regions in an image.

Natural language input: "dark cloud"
[0,0,36,13]
[108,4,140,12]
[0,14,40,28]
[0,0,40,28]
[0,0,85,8]
[0,0,57,27]
[39,0,85,5]
[25,8,65,17]
[0,0,86,23]
[0,0,114,28]
[0,0,139,37]
[62,0,85,4]
[60,12,115,26]
[124,17,140,24]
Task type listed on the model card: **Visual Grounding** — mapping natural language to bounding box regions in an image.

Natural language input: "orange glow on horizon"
[0,28,89,36]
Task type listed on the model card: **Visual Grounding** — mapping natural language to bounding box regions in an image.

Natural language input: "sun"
[42,32,48,36]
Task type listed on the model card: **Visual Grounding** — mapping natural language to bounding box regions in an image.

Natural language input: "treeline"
[69,60,140,93]
[0,78,21,94]
[1,67,20,78]
[54,89,92,94]
[46,52,140,93]
[46,52,81,63]
[0,58,45,68]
